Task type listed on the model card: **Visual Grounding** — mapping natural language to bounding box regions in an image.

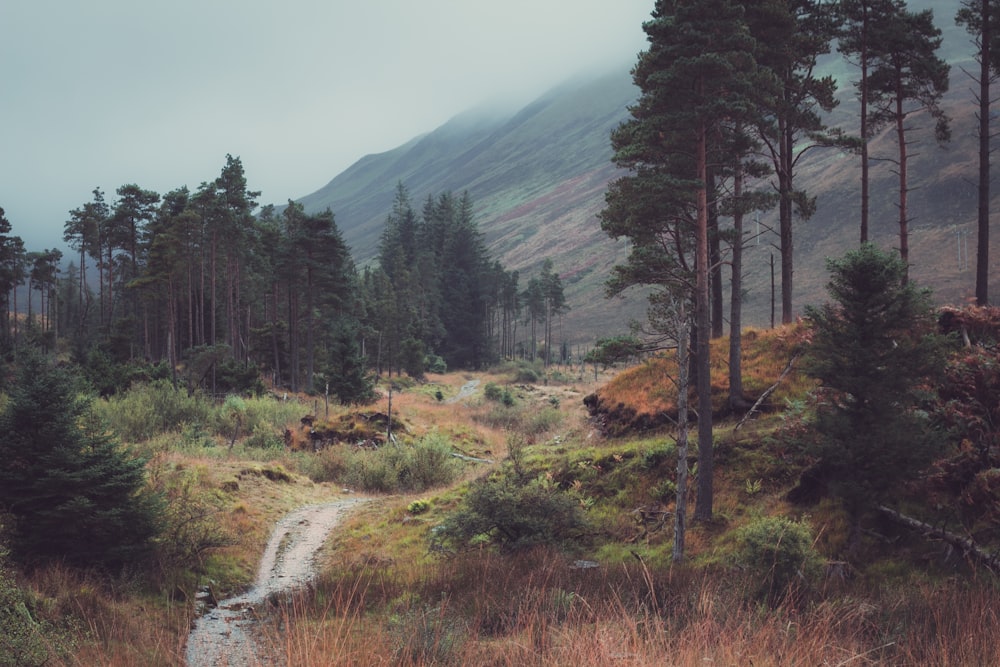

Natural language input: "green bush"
[438,473,588,553]
[0,352,162,569]
[408,499,431,515]
[0,552,48,667]
[95,381,209,443]
[514,367,540,384]
[731,516,824,605]
[425,354,448,375]
[341,434,462,493]
[522,407,563,437]
[482,382,504,402]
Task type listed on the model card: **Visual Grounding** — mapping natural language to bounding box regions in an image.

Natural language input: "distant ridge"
[297,0,997,345]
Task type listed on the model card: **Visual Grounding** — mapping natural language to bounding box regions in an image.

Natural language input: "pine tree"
[803,243,946,552]
[746,0,841,323]
[864,2,951,280]
[957,0,1000,305]
[0,351,162,568]
[601,0,764,521]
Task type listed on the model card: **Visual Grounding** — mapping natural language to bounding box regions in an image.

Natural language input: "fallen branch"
[735,352,801,431]
[876,505,1000,574]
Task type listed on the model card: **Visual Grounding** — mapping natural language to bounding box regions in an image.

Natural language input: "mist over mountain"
[297,0,994,345]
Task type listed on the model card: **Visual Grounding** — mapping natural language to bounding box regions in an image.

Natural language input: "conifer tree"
[957,0,1000,305]
[803,243,946,553]
[0,351,161,568]
[601,0,763,520]
[863,2,951,280]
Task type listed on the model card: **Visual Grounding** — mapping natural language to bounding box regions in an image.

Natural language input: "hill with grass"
[296,0,994,346]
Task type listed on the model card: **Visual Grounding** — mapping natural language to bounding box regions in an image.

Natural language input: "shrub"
[438,473,588,553]
[0,551,48,666]
[515,366,540,384]
[425,354,448,375]
[408,499,431,515]
[483,382,504,402]
[95,380,209,443]
[731,516,823,605]
[341,434,462,493]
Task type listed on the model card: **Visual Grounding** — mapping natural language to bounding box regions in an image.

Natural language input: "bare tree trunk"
[673,303,691,562]
[694,118,714,522]
[895,80,910,282]
[860,2,871,243]
[976,0,991,305]
[729,164,746,411]
[779,115,794,325]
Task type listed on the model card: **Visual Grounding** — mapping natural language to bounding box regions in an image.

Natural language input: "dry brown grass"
[594,322,813,422]
[250,549,1000,666]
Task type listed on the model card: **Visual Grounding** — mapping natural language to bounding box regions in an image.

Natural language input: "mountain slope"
[298,1,995,346]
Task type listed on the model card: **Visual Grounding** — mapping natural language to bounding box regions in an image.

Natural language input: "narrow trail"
[185,498,367,667]
[445,379,480,404]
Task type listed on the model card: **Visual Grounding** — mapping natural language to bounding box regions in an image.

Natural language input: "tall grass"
[299,432,463,493]
[93,381,305,447]
[252,550,1000,666]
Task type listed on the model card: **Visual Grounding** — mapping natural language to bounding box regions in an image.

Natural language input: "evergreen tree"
[957,0,1000,305]
[0,208,25,350]
[0,351,161,568]
[746,0,841,324]
[324,319,375,405]
[864,2,951,280]
[601,0,764,520]
[839,0,897,242]
[803,243,947,552]
[539,259,568,367]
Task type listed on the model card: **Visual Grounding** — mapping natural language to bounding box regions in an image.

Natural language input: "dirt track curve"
[185,498,367,667]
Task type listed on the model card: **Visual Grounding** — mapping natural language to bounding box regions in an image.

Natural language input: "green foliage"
[585,335,644,368]
[803,243,948,523]
[94,380,210,443]
[215,358,265,396]
[425,354,447,375]
[147,462,235,577]
[731,516,824,605]
[324,319,377,405]
[483,382,516,407]
[0,551,48,667]
[483,382,504,402]
[341,433,461,493]
[77,347,171,398]
[438,472,588,553]
[407,499,432,515]
[0,352,162,569]
[401,337,426,379]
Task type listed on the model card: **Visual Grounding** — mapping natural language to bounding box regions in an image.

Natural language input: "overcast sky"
[1,0,651,250]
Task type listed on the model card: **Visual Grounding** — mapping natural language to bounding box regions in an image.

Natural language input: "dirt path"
[445,379,480,404]
[185,498,367,667]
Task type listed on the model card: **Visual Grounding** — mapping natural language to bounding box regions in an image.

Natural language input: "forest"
[0,161,569,404]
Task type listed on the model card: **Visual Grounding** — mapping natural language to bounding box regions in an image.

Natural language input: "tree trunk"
[860,1,871,243]
[895,74,910,282]
[673,304,691,562]
[708,170,724,339]
[779,116,794,325]
[729,164,746,411]
[976,0,991,305]
[694,118,714,522]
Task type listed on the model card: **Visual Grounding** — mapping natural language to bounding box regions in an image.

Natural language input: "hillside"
[296,0,993,345]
